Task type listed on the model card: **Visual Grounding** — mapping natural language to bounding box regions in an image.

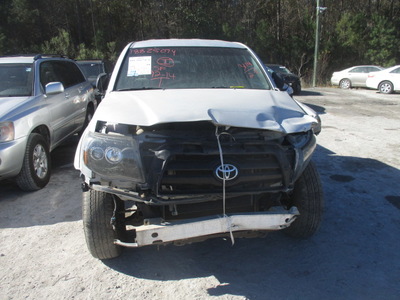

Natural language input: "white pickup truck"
[75,39,323,259]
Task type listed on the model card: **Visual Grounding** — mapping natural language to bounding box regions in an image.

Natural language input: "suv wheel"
[283,161,323,238]
[16,133,51,191]
[79,105,94,136]
[82,190,126,259]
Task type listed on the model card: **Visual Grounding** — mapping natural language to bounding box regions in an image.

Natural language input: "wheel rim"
[33,144,48,179]
[380,83,391,93]
[340,80,350,89]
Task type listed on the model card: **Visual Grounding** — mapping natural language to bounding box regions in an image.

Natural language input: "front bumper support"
[114,206,299,247]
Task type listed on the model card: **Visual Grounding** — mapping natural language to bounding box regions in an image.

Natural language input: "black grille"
[137,122,294,200]
[160,152,285,196]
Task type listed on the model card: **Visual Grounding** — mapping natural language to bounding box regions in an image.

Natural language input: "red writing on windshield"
[238,62,258,79]
[152,57,176,87]
[131,48,177,56]
[157,57,175,68]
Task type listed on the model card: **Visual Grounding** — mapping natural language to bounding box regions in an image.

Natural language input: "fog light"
[105,147,122,163]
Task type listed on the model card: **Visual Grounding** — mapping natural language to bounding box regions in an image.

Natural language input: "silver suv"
[0,55,96,191]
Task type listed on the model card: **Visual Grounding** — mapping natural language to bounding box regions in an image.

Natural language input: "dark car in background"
[77,60,113,103]
[76,60,109,86]
[266,64,301,95]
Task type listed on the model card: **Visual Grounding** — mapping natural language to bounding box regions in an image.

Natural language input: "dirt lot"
[1,87,399,299]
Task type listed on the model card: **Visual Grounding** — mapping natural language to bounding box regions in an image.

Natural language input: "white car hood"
[0,96,31,119]
[91,89,315,134]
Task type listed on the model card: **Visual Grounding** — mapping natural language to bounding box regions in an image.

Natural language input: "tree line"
[0,0,399,85]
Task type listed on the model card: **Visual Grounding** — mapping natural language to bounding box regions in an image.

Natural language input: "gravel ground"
[1,87,399,300]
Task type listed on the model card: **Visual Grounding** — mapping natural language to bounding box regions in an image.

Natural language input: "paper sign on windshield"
[127,56,151,76]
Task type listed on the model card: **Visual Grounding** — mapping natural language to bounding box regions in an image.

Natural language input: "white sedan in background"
[331,65,383,89]
[366,65,400,94]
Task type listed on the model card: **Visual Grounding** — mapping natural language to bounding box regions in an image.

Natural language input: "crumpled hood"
[0,96,31,119]
[92,89,316,133]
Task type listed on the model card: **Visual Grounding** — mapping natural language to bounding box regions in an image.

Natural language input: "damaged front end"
[75,40,323,259]
[80,120,315,204]
[77,119,316,248]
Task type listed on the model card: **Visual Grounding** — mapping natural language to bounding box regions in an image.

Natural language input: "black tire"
[16,133,51,191]
[79,104,94,136]
[293,83,302,95]
[283,161,323,238]
[378,81,393,94]
[82,190,125,259]
[339,78,351,89]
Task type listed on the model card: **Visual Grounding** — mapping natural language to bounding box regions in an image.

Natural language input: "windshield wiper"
[117,87,163,91]
[211,86,245,89]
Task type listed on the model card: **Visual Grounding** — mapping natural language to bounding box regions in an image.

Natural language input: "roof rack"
[0,54,36,58]
[34,54,69,60]
[0,54,69,60]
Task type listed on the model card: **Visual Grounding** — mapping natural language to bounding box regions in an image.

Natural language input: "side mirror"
[45,82,64,95]
[96,73,110,94]
[282,83,294,96]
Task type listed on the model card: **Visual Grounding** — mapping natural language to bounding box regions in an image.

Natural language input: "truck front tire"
[82,190,125,259]
[284,161,324,238]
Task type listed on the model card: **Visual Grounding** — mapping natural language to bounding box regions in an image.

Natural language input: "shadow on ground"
[298,90,323,96]
[103,144,400,299]
[0,135,82,228]
[303,102,326,114]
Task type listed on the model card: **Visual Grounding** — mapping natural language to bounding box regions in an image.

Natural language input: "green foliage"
[335,11,399,68]
[0,32,5,55]
[10,0,39,23]
[106,42,118,62]
[1,0,399,83]
[365,14,398,67]
[254,20,276,59]
[75,44,103,60]
[41,29,75,57]
[336,12,369,60]
[41,29,118,61]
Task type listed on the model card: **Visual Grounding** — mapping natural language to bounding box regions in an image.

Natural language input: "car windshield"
[268,65,291,74]
[78,62,104,78]
[115,47,271,90]
[0,63,33,97]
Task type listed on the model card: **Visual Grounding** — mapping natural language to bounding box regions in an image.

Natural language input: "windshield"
[115,47,271,90]
[268,65,291,74]
[0,63,33,97]
[78,62,104,78]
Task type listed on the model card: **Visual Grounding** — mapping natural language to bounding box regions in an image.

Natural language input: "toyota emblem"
[215,164,239,181]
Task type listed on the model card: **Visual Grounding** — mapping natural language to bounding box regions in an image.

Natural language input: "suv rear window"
[0,63,33,97]
[115,47,271,91]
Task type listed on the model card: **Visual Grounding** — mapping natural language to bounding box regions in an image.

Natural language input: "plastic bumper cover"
[0,138,26,179]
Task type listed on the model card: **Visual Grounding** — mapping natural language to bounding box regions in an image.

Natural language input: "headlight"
[105,147,123,163]
[90,147,104,160]
[83,131,144,182]
[286,131,312,148]
[0,121,15,142]
[311,114,322,135]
